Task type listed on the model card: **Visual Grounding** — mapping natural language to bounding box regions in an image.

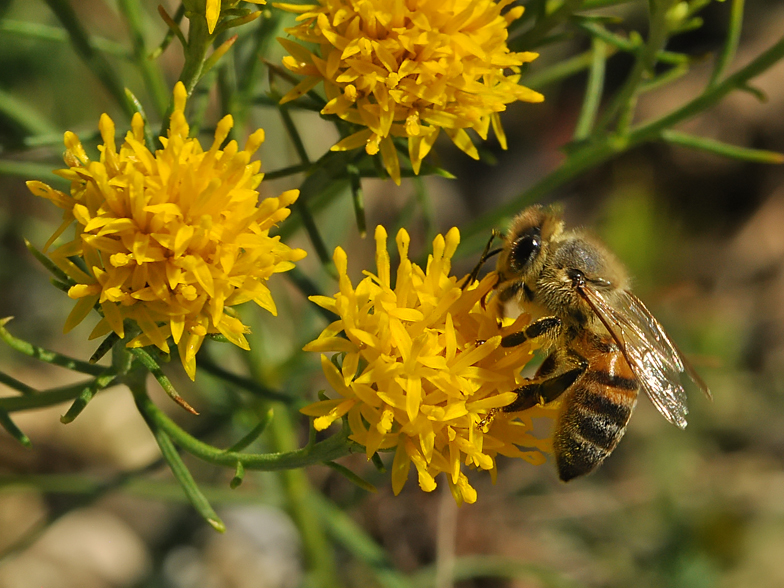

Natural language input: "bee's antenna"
[462,230,503,290]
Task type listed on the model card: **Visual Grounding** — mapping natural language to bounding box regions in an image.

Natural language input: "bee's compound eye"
[510,231,541,271]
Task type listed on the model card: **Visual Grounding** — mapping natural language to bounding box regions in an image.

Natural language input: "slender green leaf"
[230,461,245,489]
[324,461,377,493]
[0,88,58,137]
[225,408,275,453]
[0,373,116,413]
[0,371,37,396]
[574,37,607,140]
[150,3,185,59]
[134,389,225,533]
[24,239,71,283]
[710,0,744,87]
[0,160,64,185]
[0,19,129,58]
[124,88,156,150]
[60,375,117,424]
[117,0,169,116]
[199,356,294,403]
[0,409,32,448]
[264,163,311,180]
[89,332,120,365]
[130,347,198,415]
[661,130,784,164]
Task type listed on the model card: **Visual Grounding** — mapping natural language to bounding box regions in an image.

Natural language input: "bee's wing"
[579,287,710,430]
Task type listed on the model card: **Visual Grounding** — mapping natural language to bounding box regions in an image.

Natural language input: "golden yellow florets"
[28,82,306,380]
[276,0,543,184]
[302,226,556,504]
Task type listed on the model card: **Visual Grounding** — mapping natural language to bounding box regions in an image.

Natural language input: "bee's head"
[497,205,564,286]
[538,233,630,322]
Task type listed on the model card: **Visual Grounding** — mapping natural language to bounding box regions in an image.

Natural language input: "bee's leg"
[462,230,503,290]
[502,350,588,413]
[500,316,562,349]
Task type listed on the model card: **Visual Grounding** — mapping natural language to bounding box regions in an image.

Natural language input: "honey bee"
[488,205,711,481]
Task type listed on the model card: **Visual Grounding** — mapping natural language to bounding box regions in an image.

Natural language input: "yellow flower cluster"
[277,0,543,184]
[303,226,555,504]
[28,82,306,380]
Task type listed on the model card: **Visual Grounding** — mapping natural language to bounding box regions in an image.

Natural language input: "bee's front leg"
[500,316,562,348]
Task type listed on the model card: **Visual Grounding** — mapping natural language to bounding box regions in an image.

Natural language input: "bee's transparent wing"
[579,287,710,429]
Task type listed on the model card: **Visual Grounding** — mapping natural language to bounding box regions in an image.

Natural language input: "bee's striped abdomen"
[553,352,639,482]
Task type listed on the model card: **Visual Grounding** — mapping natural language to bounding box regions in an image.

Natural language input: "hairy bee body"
[493,205,709,481]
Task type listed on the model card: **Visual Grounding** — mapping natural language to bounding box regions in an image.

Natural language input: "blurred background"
[2,0,784,587]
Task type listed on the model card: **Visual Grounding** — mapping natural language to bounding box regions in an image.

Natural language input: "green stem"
[132,390,354,470]
[264,163,311,180]
[158,11,213,142]
[0,373,116,413]
[596,0,677,133]
[268,407,342,587]
[628,30,784,142]
[0,320,106,376]
[314,492,411,588]
[42,0,134,118]
[117,0,169,116]
[0,160,66,185]
[130,378,225,532]
[348,163,367,238]
[130,347,198,414]
[279,106,335,271]
[577,21,689,66]
[279,106,312,164]
[225,408,274,453]
[233,9,281,131]
[178,18,211,96]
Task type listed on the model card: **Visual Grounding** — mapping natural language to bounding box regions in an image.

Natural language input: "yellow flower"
[28,82,306,380]
[302,226,555,504]
[276,0,543,185]
[205,0,266,34]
